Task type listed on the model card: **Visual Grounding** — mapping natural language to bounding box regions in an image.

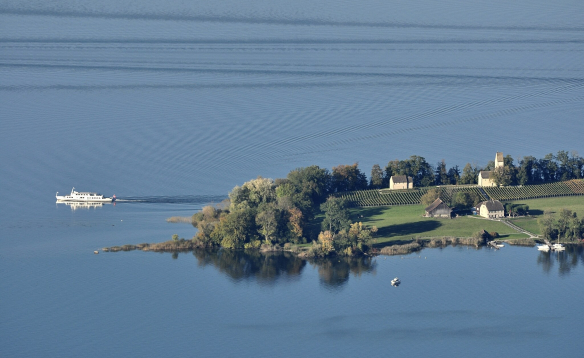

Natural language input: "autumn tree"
[421,187,441,206]
[287,207,304,242]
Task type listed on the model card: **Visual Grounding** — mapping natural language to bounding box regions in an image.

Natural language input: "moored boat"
[537,244,550,251]
[56,187,114,202]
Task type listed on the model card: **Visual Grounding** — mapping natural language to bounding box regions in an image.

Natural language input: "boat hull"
[56,196,113,202]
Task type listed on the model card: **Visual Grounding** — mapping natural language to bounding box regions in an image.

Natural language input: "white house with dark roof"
[477,200,505,219]
[478,170,495,187]
[389,175,413,190]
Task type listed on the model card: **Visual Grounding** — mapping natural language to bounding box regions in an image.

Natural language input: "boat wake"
[114,195,227,205]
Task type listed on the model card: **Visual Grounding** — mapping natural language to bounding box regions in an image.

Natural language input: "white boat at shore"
[537,243,566,252]
[56,188,114,202]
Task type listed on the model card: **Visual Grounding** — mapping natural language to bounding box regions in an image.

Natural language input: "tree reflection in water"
[187,248,375,287]
[192,248,306,283]
[537,244,584,276]
[308,256,376,288]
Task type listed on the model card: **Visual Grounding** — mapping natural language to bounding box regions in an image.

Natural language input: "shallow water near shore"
[2,0,584,356]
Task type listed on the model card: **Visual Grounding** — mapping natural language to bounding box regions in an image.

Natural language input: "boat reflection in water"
[537,244,584,275]
[56,201,112,211]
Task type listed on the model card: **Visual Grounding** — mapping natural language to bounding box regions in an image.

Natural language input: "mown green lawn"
[350,205,527,244]
[508,217,541,235]
[507,196,584,235]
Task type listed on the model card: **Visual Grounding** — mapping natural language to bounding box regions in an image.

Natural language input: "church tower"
[495,152,504,168]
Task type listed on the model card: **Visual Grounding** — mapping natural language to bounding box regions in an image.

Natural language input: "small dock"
[487,241,504,250]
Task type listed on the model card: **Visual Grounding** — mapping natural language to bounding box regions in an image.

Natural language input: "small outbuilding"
[424,198,452,218]
[389,175,413,190]
[478,200,505,219]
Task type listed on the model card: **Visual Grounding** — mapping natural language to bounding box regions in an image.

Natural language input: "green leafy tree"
[453,191,481,210]
[538,212,556,242]
[460,163,478,184]
[229,176,276,211]
[211,209,257,249]
[491,166,512,187]
[331,163,368,192]
[385,156,434,187]
[286,165,331,210]
[320,196,350,233]
[369,164,384,189]
[557,208,573,241]
[517,156,536,185]
[570,215,583,241]
[256,206,279,243]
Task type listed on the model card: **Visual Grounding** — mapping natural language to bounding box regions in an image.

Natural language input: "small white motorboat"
[537,244,550,251]
[552,243,565,251]
[391,277,401,287]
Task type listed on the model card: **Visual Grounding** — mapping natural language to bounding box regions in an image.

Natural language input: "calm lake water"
[1,1,584,356]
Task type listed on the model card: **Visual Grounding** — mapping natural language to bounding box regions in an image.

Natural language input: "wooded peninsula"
[107,150,584,256]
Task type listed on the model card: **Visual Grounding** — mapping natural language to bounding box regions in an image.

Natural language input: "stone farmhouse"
[389,175,413,190]
[424,198,452,218]
[477,200,505,219]
[478,152,504,187]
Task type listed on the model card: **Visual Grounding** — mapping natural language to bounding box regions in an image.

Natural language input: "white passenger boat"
[56,188,114,202]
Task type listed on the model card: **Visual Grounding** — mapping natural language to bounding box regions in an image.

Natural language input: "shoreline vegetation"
[109,151,584,257]
[102,236,538,255]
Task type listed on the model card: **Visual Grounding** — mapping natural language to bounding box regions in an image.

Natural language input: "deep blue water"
[1,1,584,357]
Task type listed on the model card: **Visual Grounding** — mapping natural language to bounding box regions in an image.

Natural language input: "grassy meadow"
[507,196,584,235]
[350,205,527,245]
